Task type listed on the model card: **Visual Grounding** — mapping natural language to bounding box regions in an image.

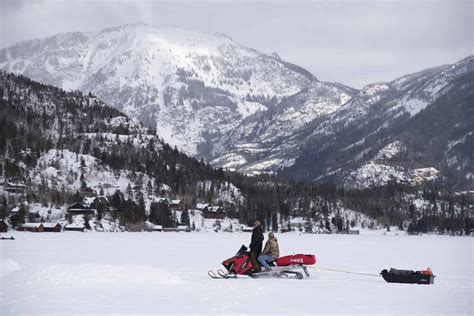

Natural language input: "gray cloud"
[1,0,472,88]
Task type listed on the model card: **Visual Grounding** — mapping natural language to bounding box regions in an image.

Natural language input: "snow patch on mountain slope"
[236,100,267,117]
[210,153,247,170]
[374,141,403,161]
[348,162,440,189]
[400,97,428,116]
[240,158,296,176]
[210,81,357,172]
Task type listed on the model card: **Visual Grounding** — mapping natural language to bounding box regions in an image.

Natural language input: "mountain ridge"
[0,23,342,158]
[1,24,472,190]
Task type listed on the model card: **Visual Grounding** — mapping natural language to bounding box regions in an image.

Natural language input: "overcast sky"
[1,0,472,88]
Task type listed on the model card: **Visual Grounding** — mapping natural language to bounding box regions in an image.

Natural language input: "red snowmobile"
[208,245,316,279]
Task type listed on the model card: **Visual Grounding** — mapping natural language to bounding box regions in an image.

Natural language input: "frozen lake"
[1,232,472,315]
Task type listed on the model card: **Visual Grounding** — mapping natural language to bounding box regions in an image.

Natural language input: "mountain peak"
[0,24,319,155]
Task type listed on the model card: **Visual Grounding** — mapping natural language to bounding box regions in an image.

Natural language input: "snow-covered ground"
[1,232,472,315]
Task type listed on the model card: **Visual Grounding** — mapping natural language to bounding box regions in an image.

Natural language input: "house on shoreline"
[16,222,62,232]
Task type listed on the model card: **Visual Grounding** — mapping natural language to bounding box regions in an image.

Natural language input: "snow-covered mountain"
[210,81,357,172]
[1,24,472,190]
[209,56,473,189]
[280,56,474,188]
[0,23,322,155]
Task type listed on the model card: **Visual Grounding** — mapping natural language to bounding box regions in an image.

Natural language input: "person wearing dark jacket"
[249,220,264,272]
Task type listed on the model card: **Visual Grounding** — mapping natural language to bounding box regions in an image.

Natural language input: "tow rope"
[313,267,381,277]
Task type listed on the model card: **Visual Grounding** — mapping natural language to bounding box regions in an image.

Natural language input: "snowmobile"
[208,245,316,279]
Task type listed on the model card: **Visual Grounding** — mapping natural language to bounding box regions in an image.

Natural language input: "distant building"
[202,206,225,219]
[0,219,9,232]
[64,224,86,232]
[154,198,169,204]
[17,223,44,232]
[169,200,184,212]
[67,202,97,216]
[196,202,225,219]
[5,182,27,193]
[196,203,212,212]
[42,223,62,232]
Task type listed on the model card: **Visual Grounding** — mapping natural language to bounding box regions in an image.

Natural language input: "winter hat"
[253,221,261,227]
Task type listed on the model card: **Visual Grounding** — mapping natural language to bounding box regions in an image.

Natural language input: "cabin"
[17,223,44,232]
[5,182,27,193]
[196,203,212,212]
[0,219,9,232]
[64,224,86,232]
[169,200,184,212]
[202,206,225,219]
[155,198,169,204]
[42,223,62,232]
[67,202,97,216]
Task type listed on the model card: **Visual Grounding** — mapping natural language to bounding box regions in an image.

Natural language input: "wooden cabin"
[169,200,184,212]
[202,206,225,219]
[5,182,27,193]
[67,202,97,216]
[42,223,62,232]
[17,223,44,232]
[64,224,86,232]
[196,203,212,212]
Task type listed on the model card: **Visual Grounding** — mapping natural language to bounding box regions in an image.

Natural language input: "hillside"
[0,72,381,233]
[0,23,328,157]
[279,56,474,190]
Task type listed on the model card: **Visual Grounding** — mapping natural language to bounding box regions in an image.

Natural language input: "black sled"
[380,268,435,285]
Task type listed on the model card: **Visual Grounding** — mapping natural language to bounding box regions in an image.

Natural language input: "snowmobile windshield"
[236,245,247,256]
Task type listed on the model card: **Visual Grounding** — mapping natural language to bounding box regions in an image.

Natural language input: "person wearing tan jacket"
[257,232,279,271]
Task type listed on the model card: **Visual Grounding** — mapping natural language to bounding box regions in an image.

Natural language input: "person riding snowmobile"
[258,232,279,271]
[249,221,264,272]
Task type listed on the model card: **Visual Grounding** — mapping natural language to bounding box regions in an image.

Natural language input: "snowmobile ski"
[250,269,304,279]
[208,269,238,279]
[208,270,222,279]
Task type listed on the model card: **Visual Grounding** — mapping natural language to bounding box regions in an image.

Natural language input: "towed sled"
[381,268,435,285]
[209,245,316,279]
